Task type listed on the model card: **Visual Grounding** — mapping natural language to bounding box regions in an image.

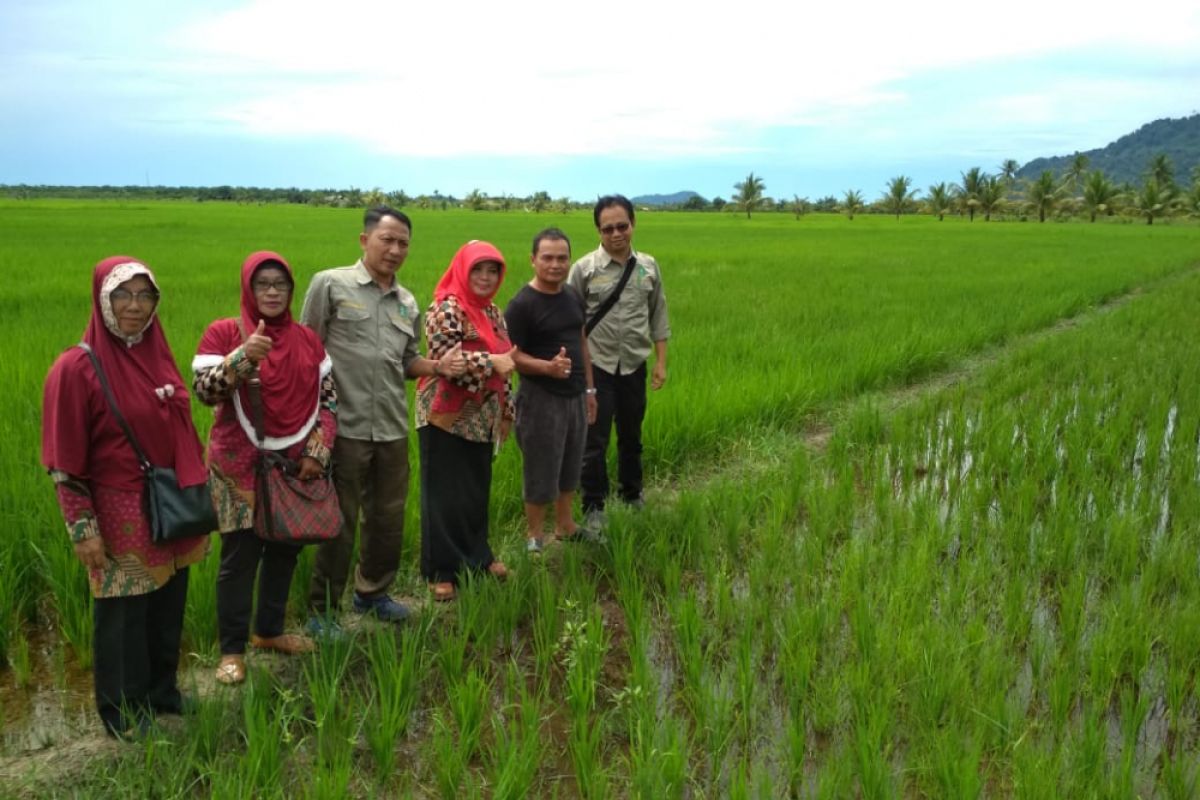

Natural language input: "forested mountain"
[1018,114,1200,186]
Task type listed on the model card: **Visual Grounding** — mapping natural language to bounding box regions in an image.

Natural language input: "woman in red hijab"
[192,252,336,684]
[416,241,516,601]
[42,256,210,740]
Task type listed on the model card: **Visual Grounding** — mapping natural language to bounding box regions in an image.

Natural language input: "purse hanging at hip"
[78,343,217,543]
[245,364,341,543]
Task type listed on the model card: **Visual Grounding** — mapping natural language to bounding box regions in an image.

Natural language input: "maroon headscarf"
[421,240,511,415]
[42,256,208,490]
[196,251,327,440]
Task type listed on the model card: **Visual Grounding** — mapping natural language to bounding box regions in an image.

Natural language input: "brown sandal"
[214,655,246,685]
[430,582,456,602]
[250,633,315,655]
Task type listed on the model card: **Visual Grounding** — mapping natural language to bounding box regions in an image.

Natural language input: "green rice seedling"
[430,707,476,799]
[237,673,288,794]
[29,539,92,666]
[563,603,609,721]
[364,622,427,782]
[488,663,547,800]
[302,629,356,767]
[530,568,561,682]
[436,615,471,685]
[448,664,491,761]
[697,665,738,784]
[1161,752,1200,800]
[732,620,760,744]
[7,627,32,688]
[568,712,610,800]
[182,551,220,657]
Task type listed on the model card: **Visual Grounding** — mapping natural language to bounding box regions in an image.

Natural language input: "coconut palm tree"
[881,176,915,220]
[998,159,1020,187]
[1061,154,1090,196]
[1081,171,1120,222]
[1026,171,1061,223]
[733,172,766,219]
[842,189,864,220]
[1131,179,1173,225]
[790,195,811,220]
[1148,154,1176,190]
[978,176,1006,222]
[954,167,986,221]
[926,182,952,221]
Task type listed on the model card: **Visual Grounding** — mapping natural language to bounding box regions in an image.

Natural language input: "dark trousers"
[419,426,495,584]
[92,568,189,736]
[309,436,409,614]
[216,528,302,655]
[581,363,647,512]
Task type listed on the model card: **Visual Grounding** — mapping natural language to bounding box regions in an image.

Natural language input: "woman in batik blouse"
[192,251,336,685]
[416,240,516,601]
[42,255,210,740]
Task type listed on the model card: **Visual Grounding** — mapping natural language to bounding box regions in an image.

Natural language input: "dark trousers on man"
[309,436,409,614]
[217,528,301,655]
[581,363,647,513]
[92,568,189,736]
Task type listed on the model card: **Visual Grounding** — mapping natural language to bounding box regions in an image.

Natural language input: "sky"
[2,0,1198,202]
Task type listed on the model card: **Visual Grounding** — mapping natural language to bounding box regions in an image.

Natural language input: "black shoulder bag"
[585,256,638,336]
[78,343,217,543]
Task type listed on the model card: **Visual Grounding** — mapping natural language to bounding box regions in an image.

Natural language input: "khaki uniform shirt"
[300,260,422,441]
[568,246,670,375]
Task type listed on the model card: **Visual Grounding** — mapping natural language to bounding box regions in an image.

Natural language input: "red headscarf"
[196,251,328,442]
[424,241,511,414]
[42,256,208,490]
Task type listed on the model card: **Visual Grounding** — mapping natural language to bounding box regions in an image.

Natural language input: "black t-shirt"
[504,283,586,396]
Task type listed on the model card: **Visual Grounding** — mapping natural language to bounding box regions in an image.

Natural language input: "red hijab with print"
[197,251,327,438]
[42,256,208,490]
[424,240,510,413]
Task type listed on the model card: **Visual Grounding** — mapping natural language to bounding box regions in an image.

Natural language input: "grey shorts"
[514,381,587,504]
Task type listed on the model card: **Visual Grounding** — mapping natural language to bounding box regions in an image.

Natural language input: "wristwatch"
[585,388,597,395]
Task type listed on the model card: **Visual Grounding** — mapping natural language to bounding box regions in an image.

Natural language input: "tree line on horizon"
[5,154,1199,225]
[720,154,1200,225]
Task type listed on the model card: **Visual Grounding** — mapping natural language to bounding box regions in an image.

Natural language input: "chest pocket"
[381,313,415,364]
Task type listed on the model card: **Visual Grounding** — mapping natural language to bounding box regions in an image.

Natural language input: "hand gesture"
[438,342,467,378]
[244,320,272,364]
[548,347,572,380]
[296,456,323,481]
[491,346,517,378]
[74,537,108,572]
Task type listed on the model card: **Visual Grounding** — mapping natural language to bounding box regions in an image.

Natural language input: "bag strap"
[584,255,637,336]
[77,343,151,470]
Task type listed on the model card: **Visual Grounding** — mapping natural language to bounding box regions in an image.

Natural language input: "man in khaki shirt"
[301,206,464,629]
[567,195,670,526]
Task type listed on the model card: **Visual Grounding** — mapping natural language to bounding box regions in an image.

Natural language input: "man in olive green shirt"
[301,205,464,627]
[568,194,670,523]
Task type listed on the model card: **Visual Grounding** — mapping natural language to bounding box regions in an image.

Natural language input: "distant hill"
[631,190,702,207]
[1018,114,1200,187]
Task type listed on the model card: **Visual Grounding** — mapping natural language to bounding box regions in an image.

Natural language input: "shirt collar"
[354,259,398,295]
[600,246,637,269]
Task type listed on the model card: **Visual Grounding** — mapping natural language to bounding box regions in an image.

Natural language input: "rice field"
[2,200,1200,796]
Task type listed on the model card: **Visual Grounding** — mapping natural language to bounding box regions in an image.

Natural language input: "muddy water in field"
[1,629,95,755]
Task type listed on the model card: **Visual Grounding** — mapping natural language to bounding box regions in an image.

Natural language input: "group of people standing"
[40,195,669,739]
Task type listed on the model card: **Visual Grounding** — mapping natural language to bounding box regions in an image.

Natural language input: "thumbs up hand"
[438,342,468,378]
[491,346,517,377]
[548,346,572,379]
[244,319,273,364]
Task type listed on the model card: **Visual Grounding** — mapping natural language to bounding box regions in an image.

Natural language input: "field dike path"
[2,263,1197,795]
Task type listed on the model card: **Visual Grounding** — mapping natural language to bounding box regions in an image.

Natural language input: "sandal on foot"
[487,561,508,580]
[430,582,456,602]
[214,655,245,685]
[250,633,315,655]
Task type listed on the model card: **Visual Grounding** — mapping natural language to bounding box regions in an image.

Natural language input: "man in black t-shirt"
[504,228,598,553]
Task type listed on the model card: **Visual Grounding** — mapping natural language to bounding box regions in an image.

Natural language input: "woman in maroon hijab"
[192,251,335,685]
[42,256,210,740]
[416,241,516,601]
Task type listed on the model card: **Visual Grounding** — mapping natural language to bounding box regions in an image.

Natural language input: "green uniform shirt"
[300,260,422,442]
[568,246,670,375]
